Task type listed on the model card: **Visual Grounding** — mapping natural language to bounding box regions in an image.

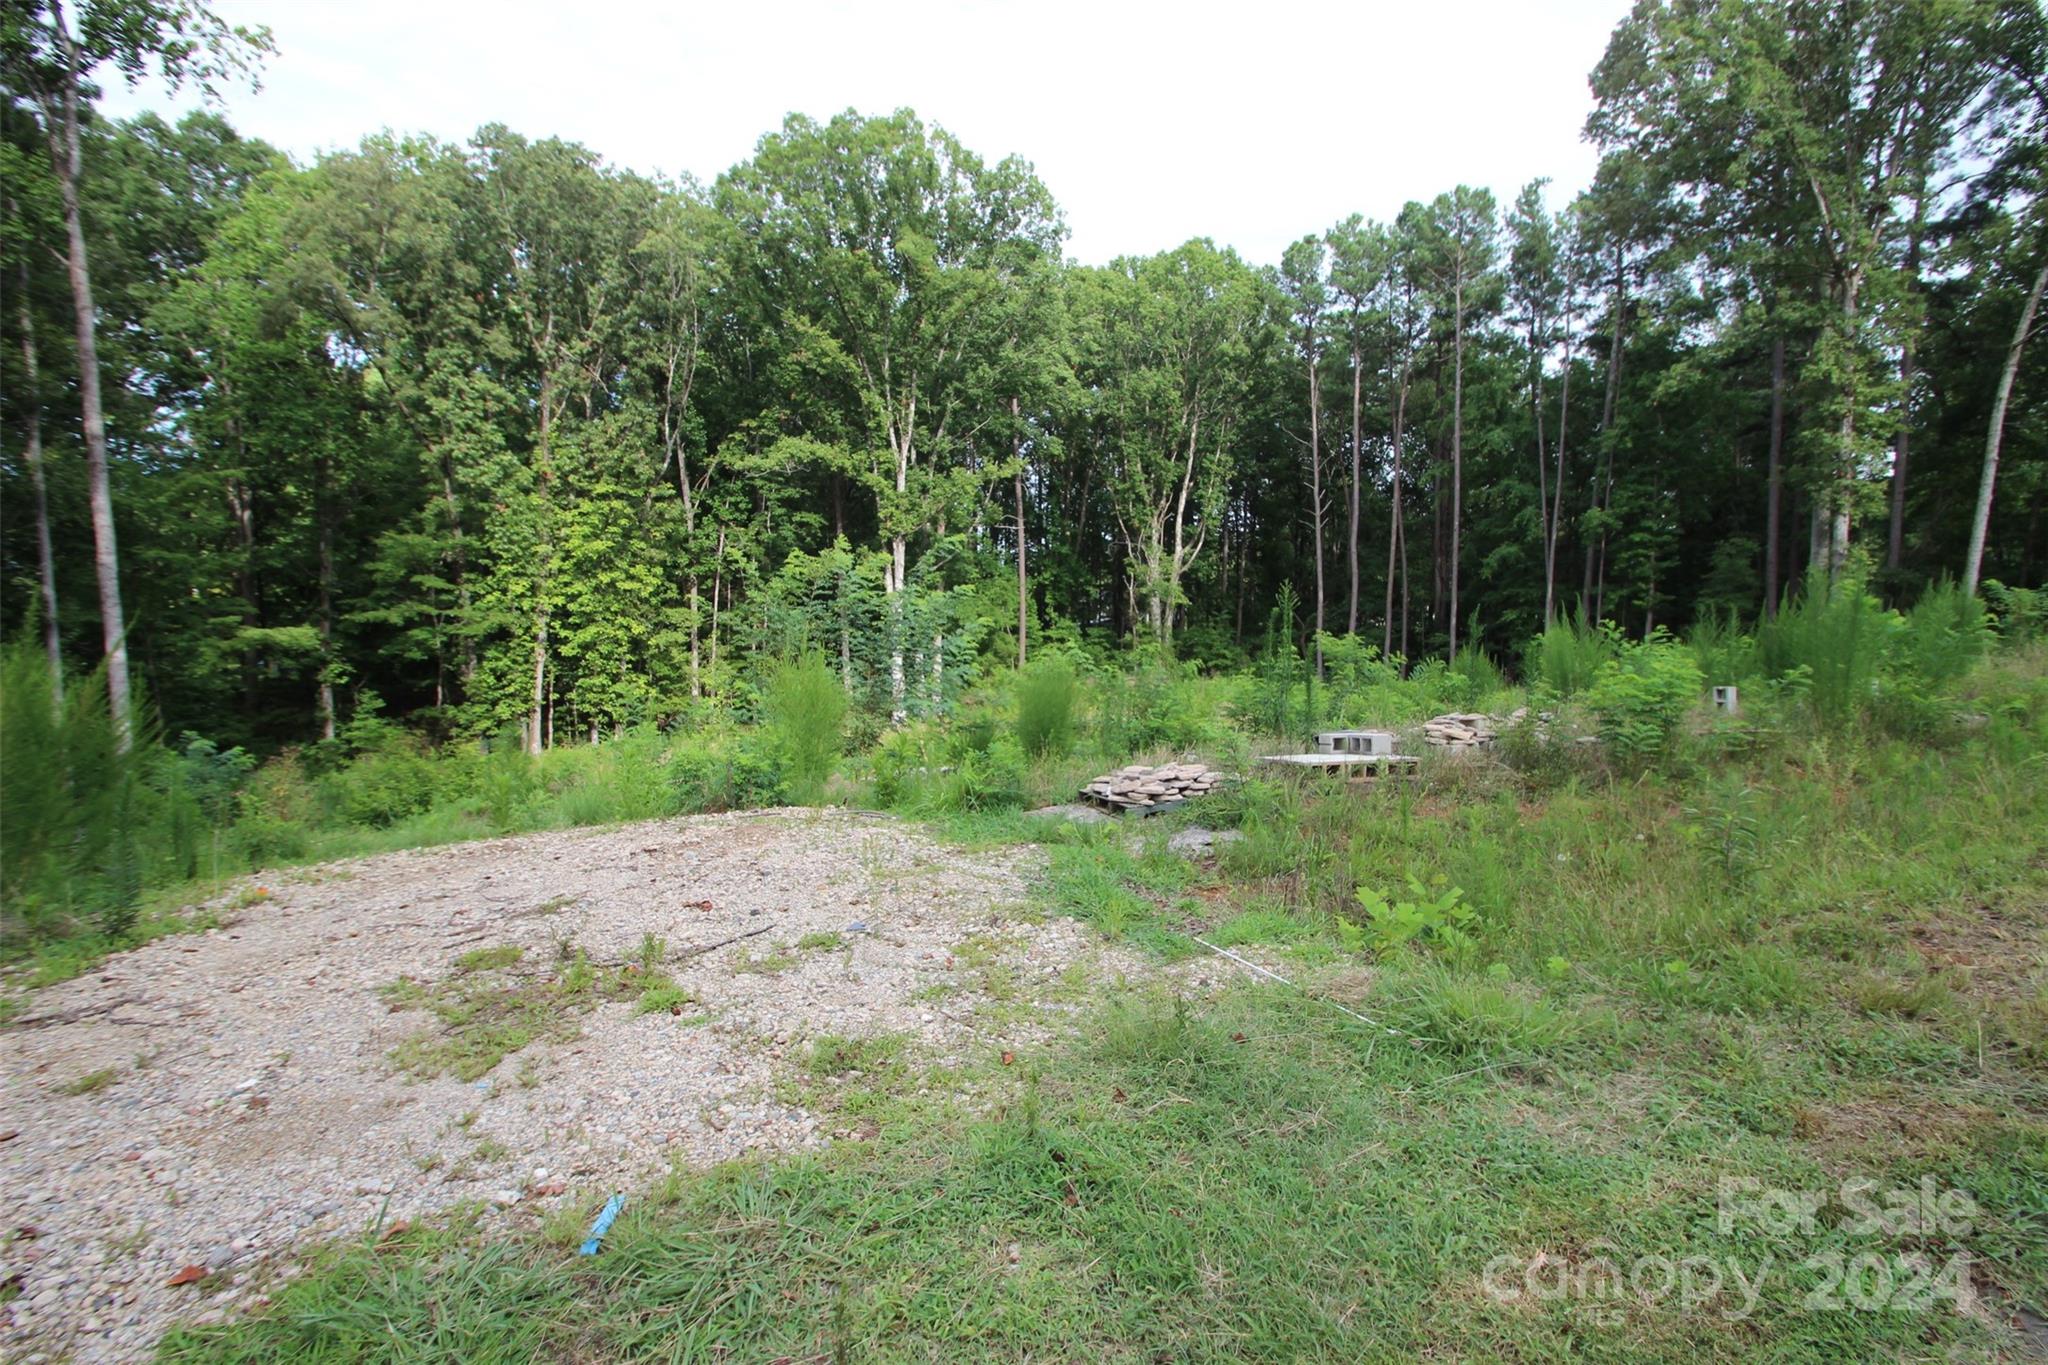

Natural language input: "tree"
[719,110,1062,715]
[0,0,269,745]
[1073,241,1268,652]
[1415,186,1499,660]
[1279,234,1330,667]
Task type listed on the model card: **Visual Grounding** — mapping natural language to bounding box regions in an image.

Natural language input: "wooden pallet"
[1258,752,1421,784]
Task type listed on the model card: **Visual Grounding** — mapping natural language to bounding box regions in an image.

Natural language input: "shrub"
[669,733,781,813]
[333,742,440,828]
[1525,608,1613,698]
[870,723,943,808]
[1891,580,1991,685]
[1,646,148,939]
[1353,875,1478,961]
[1758,566,1897,726]
[942,735,1029,813]
[1584,629,1704,760]
[1982,580,2046,644]
[1014,654,1080,758]
[760,650,847,805]
[1686,611,1759,690]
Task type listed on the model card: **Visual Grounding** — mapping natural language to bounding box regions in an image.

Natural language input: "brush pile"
[1079,763,1225,811]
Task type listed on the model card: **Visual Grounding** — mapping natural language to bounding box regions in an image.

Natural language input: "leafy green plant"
[1014,654,1080,758]
[1525,607,1614,698]
[1891,579,1991,685]
[1353,874,1477,960]
[1584,628,1704,759]
[1758,566,1898,726]
[760,650,847,805]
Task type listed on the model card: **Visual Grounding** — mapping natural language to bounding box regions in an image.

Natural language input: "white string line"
[1189,935,1433,1044]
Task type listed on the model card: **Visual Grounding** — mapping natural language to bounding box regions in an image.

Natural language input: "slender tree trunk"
[14,249,62,701]
[1388,368,1412,665]
[1448,275,1465,662]
[44,9,130,746]
[1347,342,1362,634]
[1530,316,1549,619]
[1764,333,1786,617]
[1964,251,2048,597]
[1887,335,1915,573]
[1013,396,1028,668]
[1545,319,1572,626]
[527,374,556,755]
[1827,271,1862,578]
[709,524,725,680]
[1887,203,1927,575]
[1308,349,1325,673]
[316,452,337,741]
[1583,261,1625,618]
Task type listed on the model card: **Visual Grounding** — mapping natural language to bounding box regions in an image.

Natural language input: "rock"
[1167,827,1246,857]
[1024,803,1110,825]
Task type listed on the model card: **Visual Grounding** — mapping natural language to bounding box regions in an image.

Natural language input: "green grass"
[379,944,692,1082]
[57,1066,118,1096]
[160,968,2043,1363]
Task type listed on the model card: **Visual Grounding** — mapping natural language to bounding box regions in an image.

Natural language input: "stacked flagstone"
[1421,712,1497,750]
[1080,762,1225,811]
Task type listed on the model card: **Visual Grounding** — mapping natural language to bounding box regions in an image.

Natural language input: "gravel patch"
[0,808,1145,1363]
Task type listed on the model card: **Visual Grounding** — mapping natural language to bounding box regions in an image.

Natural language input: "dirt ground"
[0,808,1151,1364]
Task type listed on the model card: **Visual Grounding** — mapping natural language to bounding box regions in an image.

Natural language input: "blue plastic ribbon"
[577,1193,625,1256]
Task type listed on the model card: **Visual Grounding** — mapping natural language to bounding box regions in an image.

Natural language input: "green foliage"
[1758,567,1897,726]
[1013,654,1079,758]
[1525,608,1615,697]
[1891,580,1992,685]
[1982,581,2047,644]
[759,651,846,805]
[331,740,441,828]
[3,647,153,940]
[1584,629,1705,758]
[1685,611,1760,689]
[1353,875,1477,960]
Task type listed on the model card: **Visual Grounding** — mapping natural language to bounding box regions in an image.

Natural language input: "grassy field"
[154,659,2048,1362]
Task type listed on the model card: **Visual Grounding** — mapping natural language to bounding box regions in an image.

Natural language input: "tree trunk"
[1347,342,1362,635]
[45,9,130,746]
[1826,270,1862,578]
[1013,396,1028,668]
[1886,335,1915,573]
[527,374,556,755]
[316,452,337,741]
[1448,274,1465,663]
[1545,318,1573,627]
[1764,332,1786,617]
[1385,363,1410,662]
[1887,202,1927,574]
[1583,260,1625,619]
[1531,317,1550,628]
[709,524,725,680]
[1307,347,1325,674]
[1964,250,2048,597]
[13,249,62,702]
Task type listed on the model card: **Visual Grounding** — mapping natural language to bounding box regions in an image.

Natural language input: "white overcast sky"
[99,0,1633,267]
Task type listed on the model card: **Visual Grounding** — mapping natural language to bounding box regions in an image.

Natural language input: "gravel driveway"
[1,808,1136,1363]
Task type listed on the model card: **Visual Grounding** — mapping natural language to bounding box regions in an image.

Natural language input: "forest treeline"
[4,0,2046,753]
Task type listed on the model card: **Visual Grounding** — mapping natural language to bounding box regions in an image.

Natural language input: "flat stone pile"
[1080,763,1224,811]
[1422,713,1499,750]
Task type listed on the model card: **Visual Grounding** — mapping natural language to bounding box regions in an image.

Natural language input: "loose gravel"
[0,808,1148,1363]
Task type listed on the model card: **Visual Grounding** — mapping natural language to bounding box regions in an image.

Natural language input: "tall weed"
[1015,654,1079,758]
[760,650,847,805]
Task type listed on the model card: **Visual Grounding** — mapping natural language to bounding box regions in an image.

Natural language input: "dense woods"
[4,0,2046,754]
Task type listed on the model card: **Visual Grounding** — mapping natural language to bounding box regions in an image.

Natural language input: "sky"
[99,0,1635,268]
